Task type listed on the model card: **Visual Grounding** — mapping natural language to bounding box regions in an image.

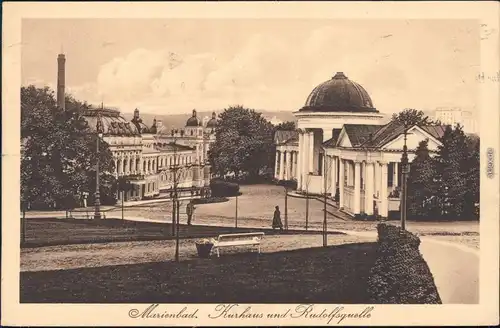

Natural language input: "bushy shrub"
[276,179,297,190]
[210,179,240,197]
[192,197,229,205]
[353,213,378,221]
[367,223,442,304]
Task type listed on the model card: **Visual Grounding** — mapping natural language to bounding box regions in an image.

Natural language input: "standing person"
[186,201,195,226]
[272,205,283,231]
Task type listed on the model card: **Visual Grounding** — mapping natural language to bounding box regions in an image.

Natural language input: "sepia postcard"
[2,1,499,326]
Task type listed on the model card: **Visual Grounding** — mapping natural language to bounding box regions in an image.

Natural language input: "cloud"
[64,23,479,115]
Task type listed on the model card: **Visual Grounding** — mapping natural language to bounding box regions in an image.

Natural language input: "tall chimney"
[57,53,66,109]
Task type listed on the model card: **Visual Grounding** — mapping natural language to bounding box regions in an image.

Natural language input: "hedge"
[276,179,298,190]
[192,197,229,205]
[367,223,442,304]
[210,179,240,197]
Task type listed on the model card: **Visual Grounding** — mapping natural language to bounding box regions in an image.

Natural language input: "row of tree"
[407,124,479,220]
[21,86,117,210]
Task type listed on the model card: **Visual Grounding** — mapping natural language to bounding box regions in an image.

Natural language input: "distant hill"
[122,110,298,130]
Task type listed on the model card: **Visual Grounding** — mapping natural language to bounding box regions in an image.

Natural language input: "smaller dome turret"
[186,109,202,127]
[131,107,150,134]
[150,118,157,134]
[206,111,218,128]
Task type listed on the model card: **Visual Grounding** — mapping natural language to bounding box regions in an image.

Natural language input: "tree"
[434,124,470,218]
[274,121,296,131]
[208,105,275,179]
[391,108,437,128]
[21,85,116,210]
[407,139,438,219]
[463,136,480,218]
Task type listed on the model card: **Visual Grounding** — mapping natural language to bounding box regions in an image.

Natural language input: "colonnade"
[323,156,401,217]
[114,153,195,177]
[274,150,299,181]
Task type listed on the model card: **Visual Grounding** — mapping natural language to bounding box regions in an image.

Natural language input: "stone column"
[339,158,345,208]
[286,151,292,180]
[393,162,399,187]
[365,162,375,215]
[274,150,280,179]
[380,162,389,217]
[308,132,314,174]
[346,161,351,186]
[361,161,365,190]
[114,158,118,176]
[121,155,126,176]
[279,151,285,180]
[374,161,380,198]
[301,132,309,190]
[331,156,337,197]
[353,161,361,215]
[297,135,303,189]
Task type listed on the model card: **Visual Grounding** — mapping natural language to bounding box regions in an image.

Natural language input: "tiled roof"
[360,120,405,148]
[274,130,299,145]
[342,124,381,147]
[360,121,448,148]
[83,108,140,136]
[420,125,447,140]
[322,129,342,147]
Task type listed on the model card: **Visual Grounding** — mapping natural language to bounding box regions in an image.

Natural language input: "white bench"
[211,232,265,257]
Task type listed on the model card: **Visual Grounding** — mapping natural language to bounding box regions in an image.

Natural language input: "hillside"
[122,110,297,130]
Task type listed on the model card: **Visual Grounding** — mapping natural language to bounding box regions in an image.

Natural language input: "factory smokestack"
[57,53,66,110]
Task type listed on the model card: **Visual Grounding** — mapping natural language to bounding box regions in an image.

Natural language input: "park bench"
[211,232,265,257]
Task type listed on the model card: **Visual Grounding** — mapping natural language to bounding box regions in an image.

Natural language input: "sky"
[21,19,480,116]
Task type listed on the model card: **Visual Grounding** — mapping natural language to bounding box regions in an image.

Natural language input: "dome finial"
[212,111,216,119]
[192,109,197,117]
[333,72,347,79]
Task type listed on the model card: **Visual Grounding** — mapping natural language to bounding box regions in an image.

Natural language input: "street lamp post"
[284,188,288,231]
[323,160,328,247]
[235,193,238,228]
[94,112,103,220]
[400,130,409,231]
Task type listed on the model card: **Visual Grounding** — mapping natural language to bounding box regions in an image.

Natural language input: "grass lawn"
[23,218,342,248]
[20,242,378,303]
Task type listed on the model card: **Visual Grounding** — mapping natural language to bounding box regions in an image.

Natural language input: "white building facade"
[83,107,216,202]
[433,107,477,134]
[275,72,446,218]
[57,52,216,203]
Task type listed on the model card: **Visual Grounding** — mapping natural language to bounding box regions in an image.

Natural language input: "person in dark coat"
[186,201,195,226]
[272,205,283,231]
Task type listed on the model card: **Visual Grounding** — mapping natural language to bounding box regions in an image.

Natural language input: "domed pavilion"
[274,72,446,218]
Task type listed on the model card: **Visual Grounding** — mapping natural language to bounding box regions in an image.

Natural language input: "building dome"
[131,108,151,134]
[206,112,218,128]
[186,109,202,127]
[83,108,140,136]
[301,72,377,113]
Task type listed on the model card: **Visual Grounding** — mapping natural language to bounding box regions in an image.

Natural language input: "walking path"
[117,215,480,304]
[22,210,479,304]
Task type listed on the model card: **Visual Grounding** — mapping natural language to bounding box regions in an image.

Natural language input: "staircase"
[312,196,351,221]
